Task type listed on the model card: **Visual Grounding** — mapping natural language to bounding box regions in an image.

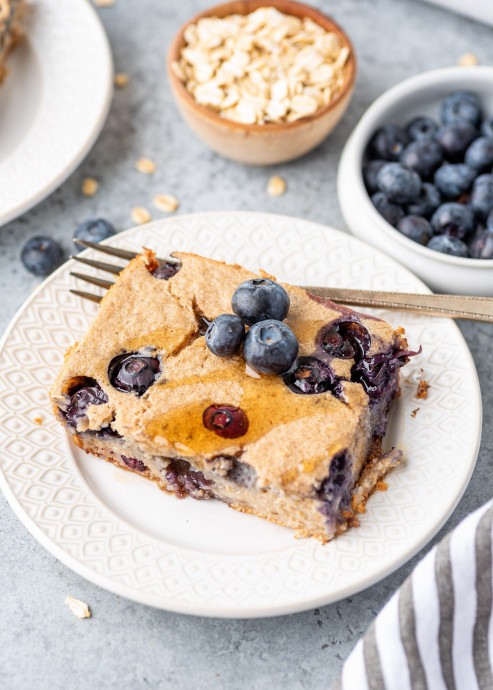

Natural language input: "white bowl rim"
[348,65,493,270]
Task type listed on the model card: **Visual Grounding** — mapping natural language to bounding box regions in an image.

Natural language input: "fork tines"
[70,272,114,290]
[70,289,103,303]
[73,238,138,260]
[70,238,180,304]
[73,238,181,263]
[70,255,124,275]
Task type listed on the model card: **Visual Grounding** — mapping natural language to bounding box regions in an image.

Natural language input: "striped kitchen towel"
[332,499,493,690]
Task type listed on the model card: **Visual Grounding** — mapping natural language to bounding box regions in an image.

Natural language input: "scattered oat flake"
[131,207,151,225]
[65,596,91,619]
[153,194,179,213]
[93,0,114,6]
[267,175,286,196]
[458,53,478,67]
[135,158,156,174]
[416,380,430,399]
[411,408,420,418]
[114,72,130,87]
[33,417,42,425]
[82,177,98,197]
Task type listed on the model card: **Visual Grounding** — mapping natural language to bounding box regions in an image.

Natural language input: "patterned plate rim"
[0,212,482,617]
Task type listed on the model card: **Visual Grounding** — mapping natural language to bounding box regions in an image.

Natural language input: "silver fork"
[69,238,493,323]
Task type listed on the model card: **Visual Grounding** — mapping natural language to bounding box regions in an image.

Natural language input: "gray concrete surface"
[1,1,493,688]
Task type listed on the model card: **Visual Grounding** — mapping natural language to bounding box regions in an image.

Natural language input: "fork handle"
[301,286,493,323]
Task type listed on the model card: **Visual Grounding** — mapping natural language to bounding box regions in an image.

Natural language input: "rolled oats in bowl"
[171,6,351,125]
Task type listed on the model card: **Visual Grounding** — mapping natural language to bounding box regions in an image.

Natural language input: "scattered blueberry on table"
[74,218,116,248]
[364,91,493,258]
[20,236,63,276]
[20,218,119,279]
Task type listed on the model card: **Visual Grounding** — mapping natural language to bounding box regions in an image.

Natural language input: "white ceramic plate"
[0,212,481,618]
[0,0,113,227]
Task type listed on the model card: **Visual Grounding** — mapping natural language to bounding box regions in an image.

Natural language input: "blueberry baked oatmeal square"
[51,251,417,543]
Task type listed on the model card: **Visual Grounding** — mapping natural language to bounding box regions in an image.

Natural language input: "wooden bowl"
[167,0,357,165]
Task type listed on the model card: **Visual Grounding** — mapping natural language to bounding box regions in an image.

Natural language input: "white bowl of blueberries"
[337,66,493,296]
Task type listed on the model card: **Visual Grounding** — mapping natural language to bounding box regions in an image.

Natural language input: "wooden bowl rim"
[167,0,357,134]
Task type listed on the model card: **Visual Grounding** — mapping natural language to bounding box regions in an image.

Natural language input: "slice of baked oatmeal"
[51,250,417,543]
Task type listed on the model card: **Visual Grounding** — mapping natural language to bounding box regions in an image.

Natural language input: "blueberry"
[21,236,63,277]
[431,203,475,239]
[436,122,478,162]
[319,320,370,360]
[232,278,290,326]
[464,137,493,173]
[368,125,410,161]
[427,234,469,257]
[351,352,402,401]
[376,163,421,204]
[469,230,493,259]
[64,382,108,427]
[469,174,493,219]
[74,218,116,249]
[202,404,248,439]
[397,216,433,245]
[481,116,493,139]
[225,458,256,487]
[205,314,245,357]
[399,139,443,179]
[121,456,147,472]
[371,192,405,227]
[283,356,341,396]
[363,159,386,194]
[108,353,160,395]
[487,209,493,232]
[433,164,476,199]
[405,116,439,141]
[151,262,180,280]
[243,320,299,375]
[406,183,441,218]
[441,91,482,127]
[165,459,213,498]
